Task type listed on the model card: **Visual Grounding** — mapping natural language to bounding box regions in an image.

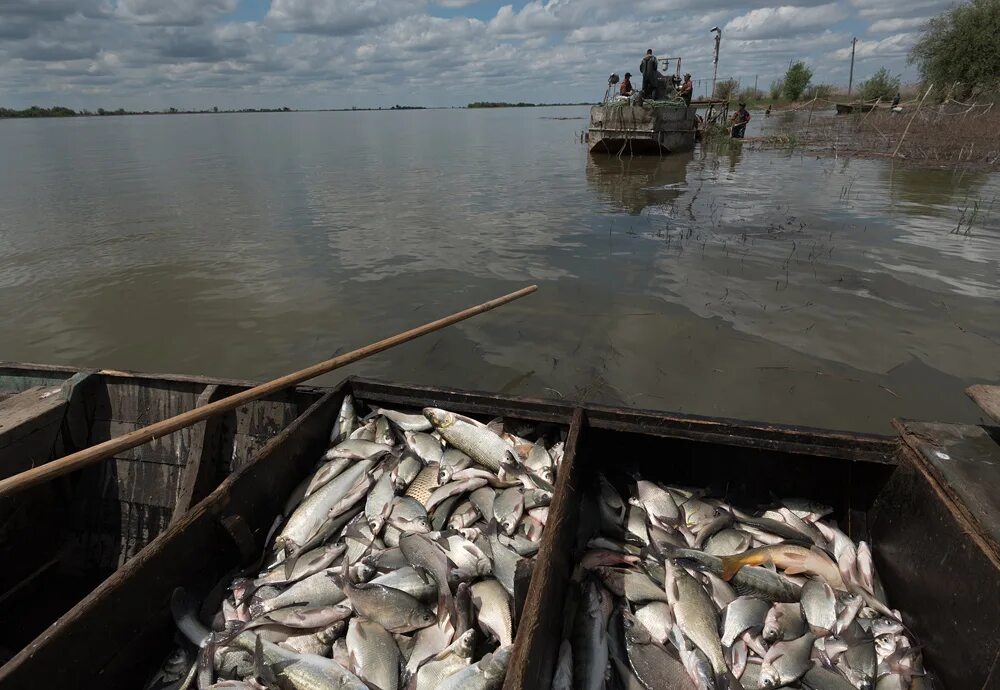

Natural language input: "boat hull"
[588,103,696,154]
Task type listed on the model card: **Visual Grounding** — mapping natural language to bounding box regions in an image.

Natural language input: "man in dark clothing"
[620,72,634,96]
[732,102,751,138]
[679,73,693,105]
[640,49,657,98]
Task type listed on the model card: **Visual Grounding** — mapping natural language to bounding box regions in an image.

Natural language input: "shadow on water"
[585,153,694,215]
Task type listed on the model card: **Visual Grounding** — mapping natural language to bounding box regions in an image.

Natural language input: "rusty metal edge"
[892,418,1000,573]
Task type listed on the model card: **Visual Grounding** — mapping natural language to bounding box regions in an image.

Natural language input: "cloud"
[868,16,929,33]
[0,0,945,109]
[116,0,238,26]
[266,0,424,35]
[725,4,848,39]
[830,32,918,60]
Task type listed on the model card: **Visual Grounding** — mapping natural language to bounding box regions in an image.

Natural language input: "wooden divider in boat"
[0,362,323,667]
[1,375,997,689]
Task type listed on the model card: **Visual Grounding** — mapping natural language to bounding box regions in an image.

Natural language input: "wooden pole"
[0,285,539,498]
[893,83,933,158]
[848,37,857,97]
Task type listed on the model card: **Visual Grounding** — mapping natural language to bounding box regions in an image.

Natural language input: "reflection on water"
[0,107,998,433]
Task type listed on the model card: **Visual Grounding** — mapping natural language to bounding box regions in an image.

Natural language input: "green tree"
[714,78,739,101]
[769,79,784,99]
[858,67,901,102]
[910,0,1000,98]
[783,62,813,100]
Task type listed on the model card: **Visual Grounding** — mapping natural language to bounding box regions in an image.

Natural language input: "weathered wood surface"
[870,459,1000,689]
[894,419,1000,571]
[967,384,1000,424]
[173,384,223,521]
[504,408,583,690]
[0,385,66,477]
[0,390,342,690]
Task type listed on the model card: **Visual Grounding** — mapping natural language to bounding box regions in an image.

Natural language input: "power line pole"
[848,37,857,96]
[754,75,758,98]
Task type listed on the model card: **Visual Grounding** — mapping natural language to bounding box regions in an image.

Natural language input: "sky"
[0,0,955,110]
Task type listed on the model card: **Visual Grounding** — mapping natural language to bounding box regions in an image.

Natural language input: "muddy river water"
[1,106,998,432]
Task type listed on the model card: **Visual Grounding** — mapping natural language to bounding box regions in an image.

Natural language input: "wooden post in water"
[848,37,857,97]
[893,83,934,158]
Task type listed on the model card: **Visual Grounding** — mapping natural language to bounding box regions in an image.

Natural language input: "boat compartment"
[1,377,997,689]
[0,378,577,689]
[509,408,1000,690]
[0,363,321,667]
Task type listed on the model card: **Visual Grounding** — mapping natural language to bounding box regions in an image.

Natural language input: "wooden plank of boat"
[967,383,1000,424]
[893,419,1000,571]
[0,363,322,668]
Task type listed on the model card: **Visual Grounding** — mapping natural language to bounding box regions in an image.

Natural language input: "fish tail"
[718,554,747,581]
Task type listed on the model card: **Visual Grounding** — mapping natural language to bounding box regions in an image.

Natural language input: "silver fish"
[424,408,515,472]
[665,561,730,688]
[551,639,573,690]
[377,407,433,432]
[470,579,513,646]
[399,532,453,613]
[330,395,357,444]
[759,632,816,688]
[277,459,376,555]
[801,579,838,634]
[279,621,346,656]
[762,602,807,644]
[572,578,610,690]
[439,448,473,485]
[414,629,476,690]
[493,487,525,536]
[374,415,396,446]
[634,601,674,645]
[369,566,438,603]
[406,431,444,465]
[447,500,481,529]
[233,632,368,690]
[436,645,512,690]
[365,471,397,535]
[622,610,693,690]
[249,569,345,617]
[326,439,393,461]
[345,617,401,690]
[349,420,377,441]
[339,557,436,634]
[704,529,752,557]
[406,620,454,673]
[387,496,432,534]
[392,453,423,492]
[304,457,353,498]
[801,665,861,690]
[254,543,346,588]
[524,440,554,483]
[720,596,771,646]
[427,477,489,513]
[436,531,494,582]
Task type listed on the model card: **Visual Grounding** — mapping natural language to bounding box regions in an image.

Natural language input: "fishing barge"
[0,366,997,689]
[588,102,697,155]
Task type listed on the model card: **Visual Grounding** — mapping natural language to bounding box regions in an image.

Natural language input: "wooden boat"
[0,375,997,689]
[0,362,322,667]
[836,101,879,115]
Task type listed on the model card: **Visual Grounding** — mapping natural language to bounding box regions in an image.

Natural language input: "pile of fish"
[161,396,563,690]
[555,476,928,690]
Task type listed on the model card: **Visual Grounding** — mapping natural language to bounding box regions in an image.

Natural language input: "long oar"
[0,285,538,498]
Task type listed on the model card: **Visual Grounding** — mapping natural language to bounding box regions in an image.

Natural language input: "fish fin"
[718,554,745,581]
[486,418,505,436]
[718,669,745,690]
[281,550,303,581]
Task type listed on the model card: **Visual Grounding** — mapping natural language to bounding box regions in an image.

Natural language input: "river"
[1,106,998,433]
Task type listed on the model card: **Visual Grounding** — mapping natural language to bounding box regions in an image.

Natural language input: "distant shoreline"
[1,102,593,120]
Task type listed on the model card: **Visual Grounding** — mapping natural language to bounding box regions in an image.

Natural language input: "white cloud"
[0,0,948,109]
[725,3,848,39]
[830,32,918,60]
[116,0,237,26]
[266,0,424,35]
[868,16,929,33]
